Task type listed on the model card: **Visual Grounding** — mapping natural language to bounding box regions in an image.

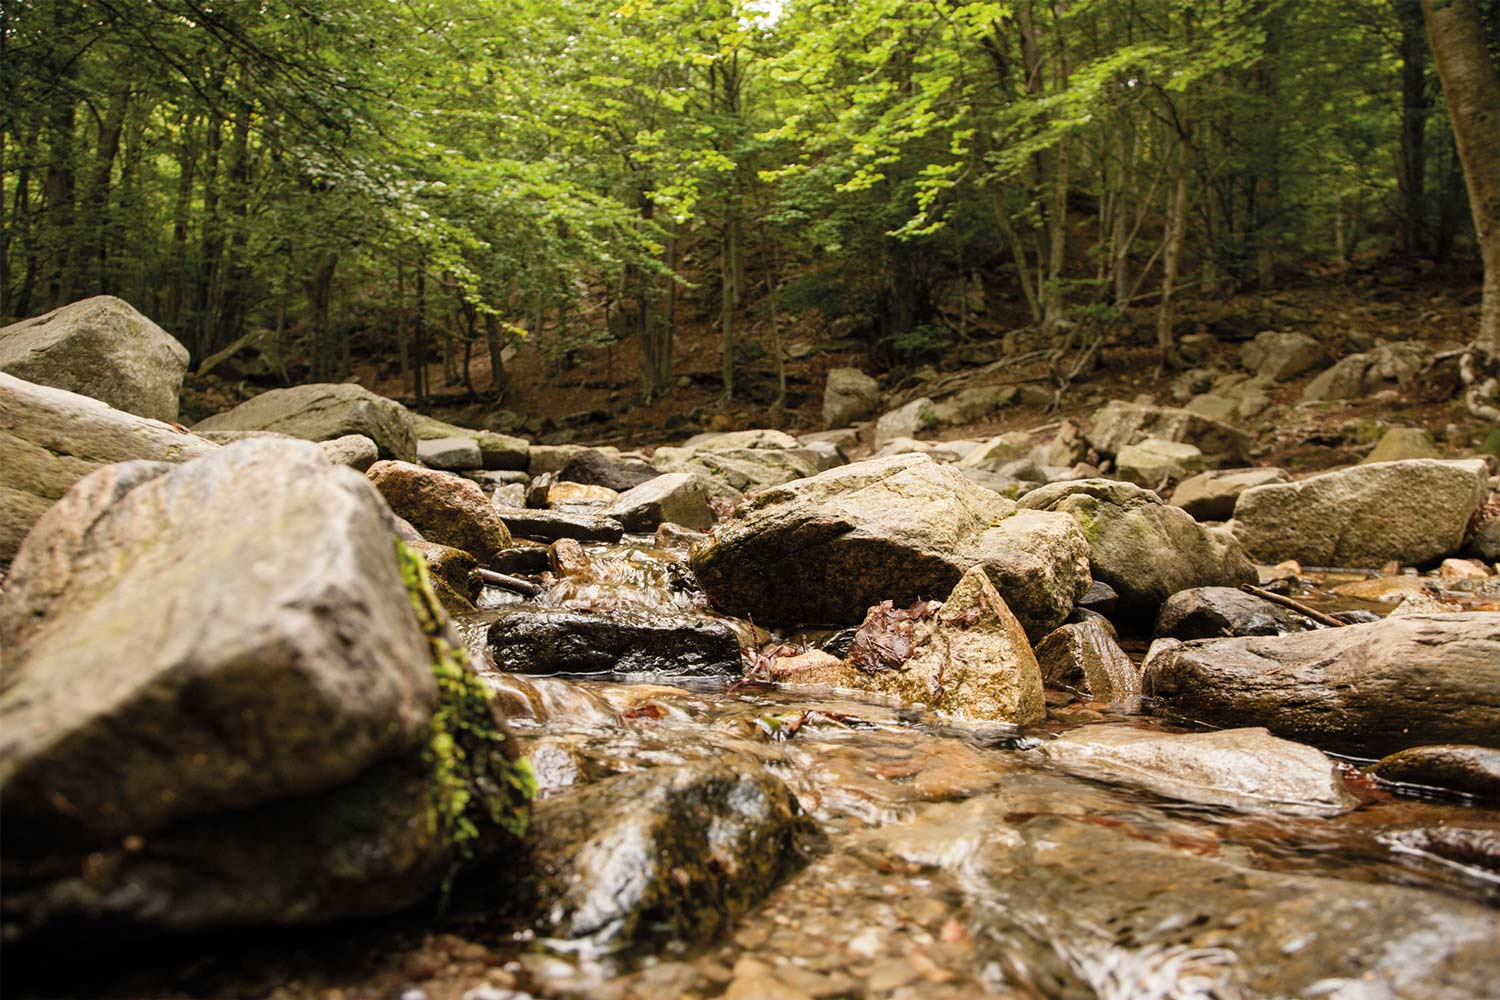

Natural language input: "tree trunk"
[86,83,131,297]
[1422,0,1500,358]
[214,102,253,350]
[1397,0,1431,258]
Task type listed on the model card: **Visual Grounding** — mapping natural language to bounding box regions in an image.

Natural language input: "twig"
[475,568,541,596]
[1239,584,1346,628]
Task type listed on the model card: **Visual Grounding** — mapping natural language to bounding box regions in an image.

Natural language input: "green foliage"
[394,540,536,867]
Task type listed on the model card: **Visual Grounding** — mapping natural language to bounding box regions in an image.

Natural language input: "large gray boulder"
[604,472,714,532]
[822,368,882,428]
[690,454,1091,638]
[0,372,219,566]
[1086,400,1250,464]
[1019,479,1257,618]
[1230,459,1488,566]
[0,296,190,421]
[1143,613,1500,757]
[873,397,936,447]
[194,383,418,462]
[0,439,516,934]
[1240,330,1328,381]
[656,446,821,497]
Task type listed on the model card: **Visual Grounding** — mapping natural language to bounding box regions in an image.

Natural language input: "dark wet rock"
[490,761,809,951]
[1019,479,1257,619]
[605,472,715,532]
[842,565,1046,723]
[1169,467,1290,521]
[1033,619,1139,702]
[319,433,379,471]
[1333,609,1382,625]
[194,383,418,462]
[0,372,219,565]
[823,367,882,428]
[410,541,479,614]
[1153,586,1322,641]
[0,296,190,421]
[1143,613,1500,757]
[1230,459,1488,566]
[547,538,592,580]
[1085,400,1250,464]
[367,460,512,562]
[1367,745,1500,801]
[691,454,1091,639]
[492,543,550,576]
[1075,579,1119,615]
[881,786,1500,998]
[496,508,625,544]
[558,448,660,492]
[1380,826,1500,876]
[417,435,482,470]
[1041,725,1356,815]
[487,605,741,677]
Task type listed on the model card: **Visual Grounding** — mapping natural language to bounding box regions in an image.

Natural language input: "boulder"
[487,605,741,677]
[527,444,591,476]
[417,435,482,470]
[957,431,1033,471]
[494,761,807,951]
[1042,725,1356,816]
[1019,479,1257,618]
[1169,467,1290,521]
[1301,354,1369,402]
[1302,342,1428,402]
[409,540,479,614]
[1183,392,1239,424]
[687,428,801,451]
[659,447,821,496]
[873,397,936,447]
[1143,613,1500,756]
[0,372,219,565]
[1086,400,1250,464]
[1153,586,1322,640]
[1033,619,1138,702]
[0,439,517,933]
[0,296,190,421]
[319,433,379,471]
[844,566,1046,724]
[1366,745,1500,801]
[194,383,418,462]
[558,448,659,492]
[410,412,529,471]
[931,385,1017,425]
[1230,459,1487,566]
[496,508,625,543]
[1362,427,1441,464]
[605,472,715,532]
[823,368,882,428]
[1239,330,1328,381]
[1114,438,1204,487]
[690,455,1091,638]
[366,460,512,562]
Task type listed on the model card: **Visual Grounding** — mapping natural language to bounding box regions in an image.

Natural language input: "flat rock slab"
[0,372,219,565]
[1086,400,1250,463]
[1230,459,1488,566]
[487,605,741,677]
[0,296,190,421]
[417,435,482,470]
[1041,724,1357,815]
[194,383,418,462]
[1143,613,1500,757]
[497,508,625,543]
[1169,467,1291,521]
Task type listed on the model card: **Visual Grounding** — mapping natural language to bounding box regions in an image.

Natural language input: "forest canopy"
[2,0,1496,405]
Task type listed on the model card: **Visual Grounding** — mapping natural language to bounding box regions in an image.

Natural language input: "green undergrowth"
[395,540,536,870]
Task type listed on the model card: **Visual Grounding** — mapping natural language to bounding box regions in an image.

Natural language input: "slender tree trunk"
[165,116,197,329]
[1157,98,1191,369]
[214,102,253,350]
[484,312,509,402]
[194,110,224,357]
[86,83,130,296]
[1397,0,1431,258]
[413,257,428,407]
[42,83,77,308]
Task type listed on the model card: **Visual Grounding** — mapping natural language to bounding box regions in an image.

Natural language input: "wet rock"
[1230,459,1487,566]
[367,460,512,562]
[1441,557,1490,581]
[1019,479,1257,619]
[1330,574,1429,601]
[410,540,480,613]
[1240,330,1328,381]
[319,433,379,471]
[1168,466,1290,521]
[653,522,710,549]
[824,368,884,428]
[1153,586,1321,640]
[1380,826,1500,876]
[883,788,1500,998]
[1367,745,1500,801]
[1143,613,1500,756]
[873,397,936,447]
[691,454,1091,638]
[547,538,592,580]
[0,296,190,421]
[768,649,849,686]
[1363,427,1441,464]
[1114,437,1204,487]
[1033,619,1138,702]
[546,481,618,506]
[557,448,659,492]
[1085,400,1250,464]
[604,472,714,532]
[493,761,808,951]
[492,543,550,576]
[419,435,483,470]
[487,605,741,677]
[0,372,219,565]
[496,508,624,544]
[846,566,1045,724]
[1043,724,1356,815]
[1076,579,1119,615]
[195,383,418,462]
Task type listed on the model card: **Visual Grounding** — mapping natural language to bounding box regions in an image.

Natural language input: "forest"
[4,0,1497,410]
